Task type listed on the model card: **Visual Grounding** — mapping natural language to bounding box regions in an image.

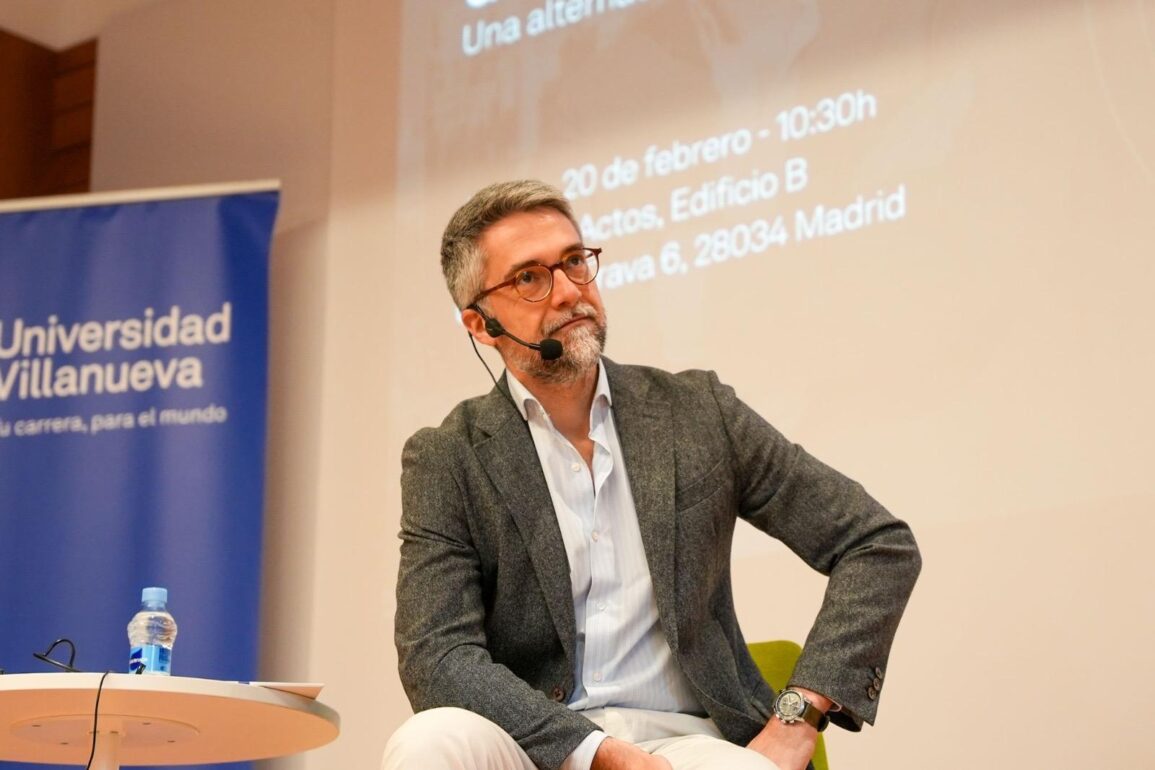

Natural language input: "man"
[385,180,920,770]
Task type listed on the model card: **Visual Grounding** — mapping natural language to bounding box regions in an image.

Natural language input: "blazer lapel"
[473,378,577,663]
[604,360,680,651]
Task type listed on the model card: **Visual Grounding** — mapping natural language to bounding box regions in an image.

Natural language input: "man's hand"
[746,687,830,770]
[591,737,673,770]
[746,717,816,770]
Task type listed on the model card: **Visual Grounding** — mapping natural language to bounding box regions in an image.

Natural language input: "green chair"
[747,640,830,770]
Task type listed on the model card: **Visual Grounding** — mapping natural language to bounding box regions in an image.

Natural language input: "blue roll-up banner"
[0,183,279,770]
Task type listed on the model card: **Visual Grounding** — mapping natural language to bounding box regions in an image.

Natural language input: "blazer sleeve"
[394,426,598,770]
[705,371,922,730]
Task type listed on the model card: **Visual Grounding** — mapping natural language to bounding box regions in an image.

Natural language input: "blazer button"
[867,687,877,700]
[551,686,566,702]
[873,677,882,689]
[874,666,884,679]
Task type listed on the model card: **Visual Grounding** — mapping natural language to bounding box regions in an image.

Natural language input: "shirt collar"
[506,359,612,424]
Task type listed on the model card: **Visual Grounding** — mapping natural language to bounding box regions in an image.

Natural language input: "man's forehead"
[480,209,581,275]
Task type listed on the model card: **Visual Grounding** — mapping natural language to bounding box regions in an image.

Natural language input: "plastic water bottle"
[128,586,178,675]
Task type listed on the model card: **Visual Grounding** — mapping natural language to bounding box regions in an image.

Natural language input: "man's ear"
[461,305,498,347]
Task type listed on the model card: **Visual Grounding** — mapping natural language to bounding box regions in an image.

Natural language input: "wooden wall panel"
[0,31,96,199]
[0,29,55,199]
[51,100,94,149]
[54,65,96,111]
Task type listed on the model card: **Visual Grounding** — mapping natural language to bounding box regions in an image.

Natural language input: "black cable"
[33,638,79,672]
[467,334,525,421]
[468,333,501,390]
[84,670,112,770]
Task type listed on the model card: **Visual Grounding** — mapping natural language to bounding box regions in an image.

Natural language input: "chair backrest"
[747,640,831,770]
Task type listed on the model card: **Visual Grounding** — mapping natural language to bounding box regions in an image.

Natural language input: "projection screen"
[392,0,1154,551]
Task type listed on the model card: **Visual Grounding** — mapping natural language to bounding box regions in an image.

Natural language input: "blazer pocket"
[675,457,730,511]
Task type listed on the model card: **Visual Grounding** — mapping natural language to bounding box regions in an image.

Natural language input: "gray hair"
[441,180,581,310]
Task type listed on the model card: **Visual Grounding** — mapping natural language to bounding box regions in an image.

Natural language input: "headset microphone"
[469,305,564,361]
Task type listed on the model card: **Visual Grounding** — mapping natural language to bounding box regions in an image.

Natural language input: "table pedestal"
[92,729,121,770]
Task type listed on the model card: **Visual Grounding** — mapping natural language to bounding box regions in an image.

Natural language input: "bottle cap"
[141,586,168,604]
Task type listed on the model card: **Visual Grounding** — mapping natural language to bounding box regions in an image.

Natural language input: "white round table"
[0,673,339,769]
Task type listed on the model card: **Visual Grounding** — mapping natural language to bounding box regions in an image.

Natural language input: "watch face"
[775,690,806,720]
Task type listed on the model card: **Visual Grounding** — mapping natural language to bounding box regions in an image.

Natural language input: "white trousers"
[381,706,780,770]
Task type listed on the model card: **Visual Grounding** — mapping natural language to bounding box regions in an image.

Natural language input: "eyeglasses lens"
[565,252,597,284]
[514,250,599,301]
[515,267,552,301]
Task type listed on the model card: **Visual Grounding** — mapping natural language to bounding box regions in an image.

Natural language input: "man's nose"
[550,268,582,307]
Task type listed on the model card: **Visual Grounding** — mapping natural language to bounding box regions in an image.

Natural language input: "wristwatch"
[772,688,830,732]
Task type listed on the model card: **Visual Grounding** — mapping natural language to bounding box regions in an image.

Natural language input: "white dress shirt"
[507,362,703,770]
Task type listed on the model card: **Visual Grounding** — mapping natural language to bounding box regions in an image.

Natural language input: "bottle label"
[129,643,172,675]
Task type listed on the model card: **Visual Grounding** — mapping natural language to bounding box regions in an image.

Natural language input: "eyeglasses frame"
[469,247,602,306]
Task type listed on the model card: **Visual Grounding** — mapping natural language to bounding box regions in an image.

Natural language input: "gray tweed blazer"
[395,359,920,770]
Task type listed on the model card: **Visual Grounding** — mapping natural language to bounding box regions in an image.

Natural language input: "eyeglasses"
[472,247,601,304]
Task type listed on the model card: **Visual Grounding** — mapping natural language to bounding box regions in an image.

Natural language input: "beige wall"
[0,0,159,49]
[89,2,1154,769]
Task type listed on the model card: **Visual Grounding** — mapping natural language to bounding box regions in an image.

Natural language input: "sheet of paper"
[246,681,324,699]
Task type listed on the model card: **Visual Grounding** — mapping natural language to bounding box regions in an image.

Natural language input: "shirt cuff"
[560,730,609,770]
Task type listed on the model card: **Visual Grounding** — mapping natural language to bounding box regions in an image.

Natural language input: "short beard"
[502,304,607,385]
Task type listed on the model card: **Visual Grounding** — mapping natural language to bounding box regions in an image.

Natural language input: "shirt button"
[592,672,603,682]
[591,531,600,542]
[597,601,606,611]
[571,462,582,472]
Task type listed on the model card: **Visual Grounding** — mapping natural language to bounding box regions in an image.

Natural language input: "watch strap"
[800,700,830,732]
